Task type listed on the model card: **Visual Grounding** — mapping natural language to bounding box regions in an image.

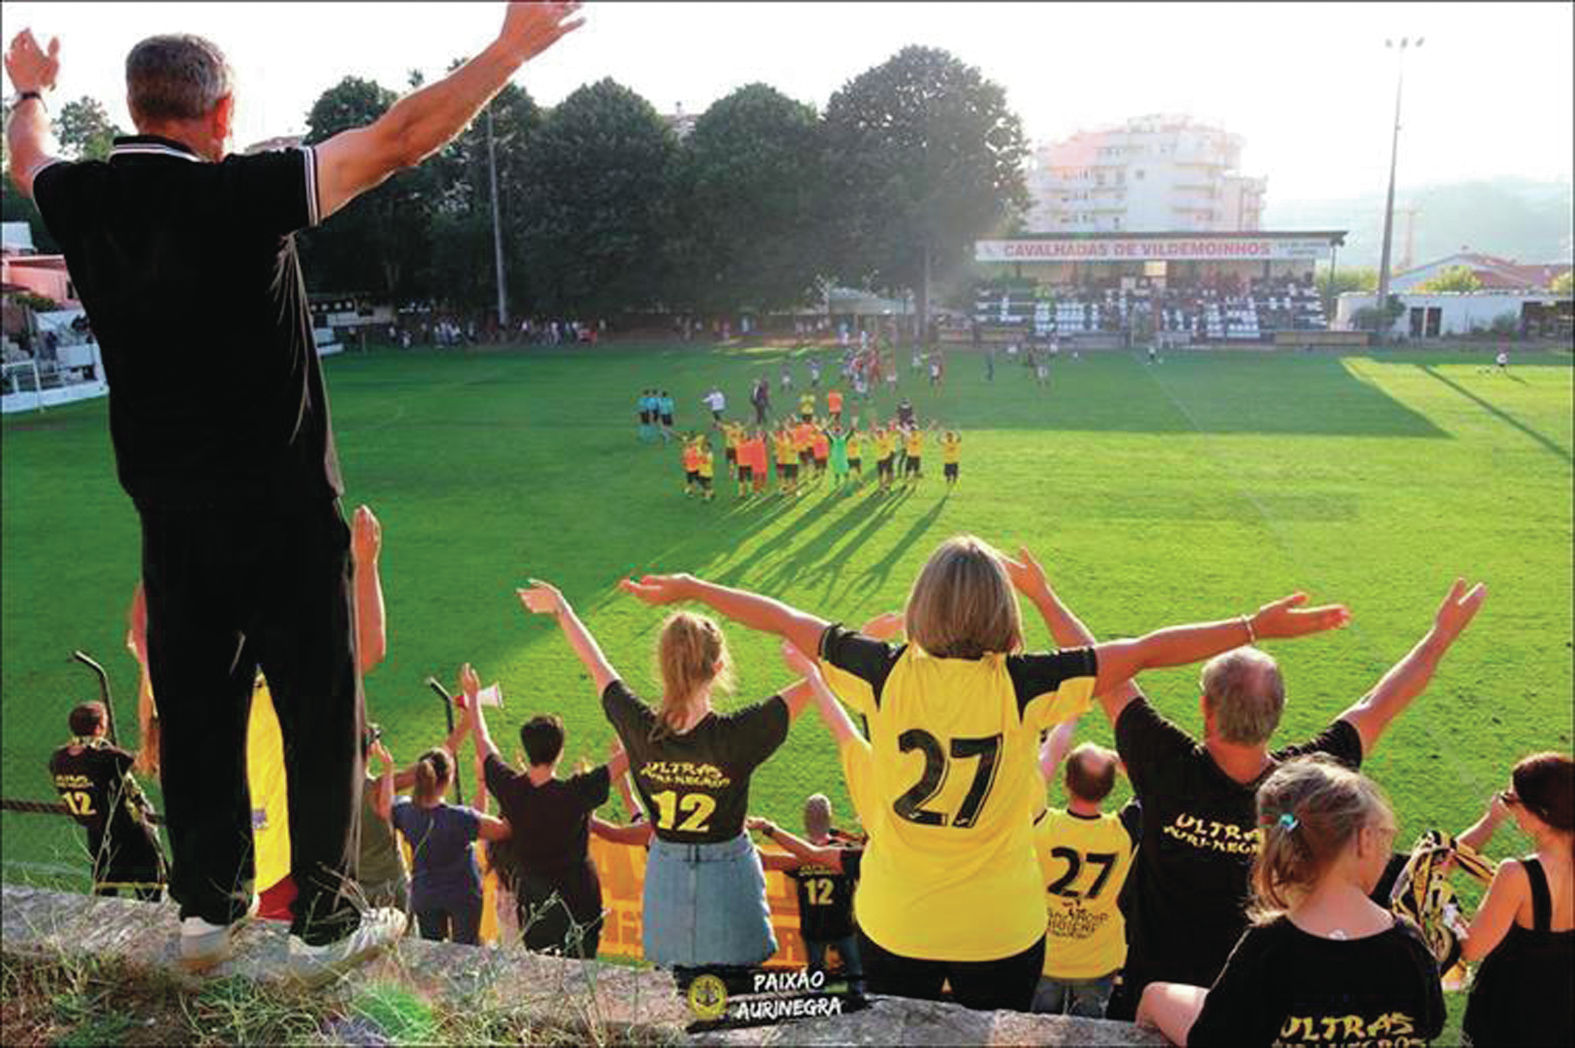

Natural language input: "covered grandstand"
[970,230,1350,346]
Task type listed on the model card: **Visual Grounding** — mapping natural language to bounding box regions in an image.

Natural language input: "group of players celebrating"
[679,390,962,501]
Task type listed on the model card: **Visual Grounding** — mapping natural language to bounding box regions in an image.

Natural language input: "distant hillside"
[1264,178,1573,271]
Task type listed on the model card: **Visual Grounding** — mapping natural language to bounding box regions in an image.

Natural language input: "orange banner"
[590,837,809,969]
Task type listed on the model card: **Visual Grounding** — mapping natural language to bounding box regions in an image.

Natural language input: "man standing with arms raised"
[5,1,584,982]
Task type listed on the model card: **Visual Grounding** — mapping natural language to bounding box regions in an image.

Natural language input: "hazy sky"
[5,1,1572,203]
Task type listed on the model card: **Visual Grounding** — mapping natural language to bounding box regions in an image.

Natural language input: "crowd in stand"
[978,272,1328,344]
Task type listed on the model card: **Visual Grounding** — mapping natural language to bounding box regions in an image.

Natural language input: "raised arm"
[620,573,828,656]
[3,29,61,198]
[781,642,858,745]
[747,816,849,874]
[518,580,618,694]
[1040,719,1078,782]
[1004,547,1145,726]
[1090,592,1350,700]
[1457,791,1511,857]
[351,505,387,676]
[462,663,501,763]
[1336,579,1486,757]
[314,2,583,220]
[369,739,396,822]
[444,671,478,758]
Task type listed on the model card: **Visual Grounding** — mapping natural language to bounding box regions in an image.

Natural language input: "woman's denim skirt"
[643,831,776,968]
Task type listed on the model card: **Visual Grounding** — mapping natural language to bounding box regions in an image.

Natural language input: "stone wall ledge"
[2,884,1167,1046]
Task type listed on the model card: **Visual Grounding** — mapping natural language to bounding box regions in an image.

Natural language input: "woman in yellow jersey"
[621,537,1349,1011]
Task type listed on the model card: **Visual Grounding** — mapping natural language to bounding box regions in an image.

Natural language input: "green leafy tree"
[426,69,540,317]
[1315,266,1377,300]
[516,78,676,317]
[821,46,1028,328]
[1415,264,1483,293]
[668,84,827,315]
[1548,270,1572,295]
[56,96,122,161]
[299,76,432,302]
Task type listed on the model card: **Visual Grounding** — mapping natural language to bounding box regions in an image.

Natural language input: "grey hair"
[803,793,832,838]
[126,35,234,125]
[1200,647,1285,745]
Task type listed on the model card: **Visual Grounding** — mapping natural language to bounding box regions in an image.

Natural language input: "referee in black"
[5,1,585,981]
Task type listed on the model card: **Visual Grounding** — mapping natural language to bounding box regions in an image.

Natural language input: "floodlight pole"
[1375,36,1421,345]
[487,105,509,330]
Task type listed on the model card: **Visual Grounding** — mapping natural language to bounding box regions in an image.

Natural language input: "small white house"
[1335,289,1567,338]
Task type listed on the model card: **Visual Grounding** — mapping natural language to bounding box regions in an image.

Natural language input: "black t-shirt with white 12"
[1187,915,1445,1047]
[601,679,789,845]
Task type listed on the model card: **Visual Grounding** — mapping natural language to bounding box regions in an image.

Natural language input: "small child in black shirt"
[1136,754,1444,1046]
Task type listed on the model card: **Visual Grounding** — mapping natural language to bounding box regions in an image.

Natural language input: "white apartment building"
[1026,114,1266,234]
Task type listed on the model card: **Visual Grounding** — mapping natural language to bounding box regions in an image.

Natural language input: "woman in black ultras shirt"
[1136,755,1445,1047]
[518,579,813,977]
[1460,752,1574,1047]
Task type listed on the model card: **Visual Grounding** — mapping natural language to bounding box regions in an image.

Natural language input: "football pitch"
[4,342,1571,901]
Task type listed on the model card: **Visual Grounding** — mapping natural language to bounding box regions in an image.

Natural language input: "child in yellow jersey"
[621,537,1350,1012]
[845,424,864,485]
[1031,737,1138,1017]
[723,423,741,478]
[902,424,927,482]
[775,426,798,494]
[696,441,716,501]
[939,430,962,487]
[874,425,897,491]
[799,390,816,422]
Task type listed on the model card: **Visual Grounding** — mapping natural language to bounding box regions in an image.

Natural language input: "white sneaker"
[287,908,406,987]
[179,895,261,972]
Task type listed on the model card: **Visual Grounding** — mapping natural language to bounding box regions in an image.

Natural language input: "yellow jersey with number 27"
[817,624,1096,961]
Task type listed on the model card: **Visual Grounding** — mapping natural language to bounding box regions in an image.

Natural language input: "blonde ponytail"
[654,611,733,739]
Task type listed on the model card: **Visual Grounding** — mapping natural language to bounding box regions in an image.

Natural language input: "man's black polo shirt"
[31,135,341,509]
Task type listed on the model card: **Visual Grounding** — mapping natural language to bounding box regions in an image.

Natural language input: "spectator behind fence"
[1137,755,1445,1046]
[1012,557,1486,1019]
[1461,752,1574,1047]
[620,537,1349,1012]
[49,701,168,901]
[518,579,813,985]
[4,2,584,981]
[466,660,631,959]
[390,732,510,947]
[1031,725,1141,1018]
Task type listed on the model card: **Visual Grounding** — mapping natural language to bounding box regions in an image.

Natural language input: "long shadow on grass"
[836,496,948,603]
[1419,365,1572,465]
[745,486,911,597]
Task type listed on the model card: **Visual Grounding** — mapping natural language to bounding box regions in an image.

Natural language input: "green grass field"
[3,342,1571,1027]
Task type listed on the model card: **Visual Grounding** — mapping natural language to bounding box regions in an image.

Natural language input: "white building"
[1027,114,1266,234]
[1335,289,1569,338]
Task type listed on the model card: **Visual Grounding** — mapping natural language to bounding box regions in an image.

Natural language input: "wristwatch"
[11,90,46,111]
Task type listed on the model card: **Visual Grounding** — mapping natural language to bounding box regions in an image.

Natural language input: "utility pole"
[486,105,508,330]
[1375,36,1422,345]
